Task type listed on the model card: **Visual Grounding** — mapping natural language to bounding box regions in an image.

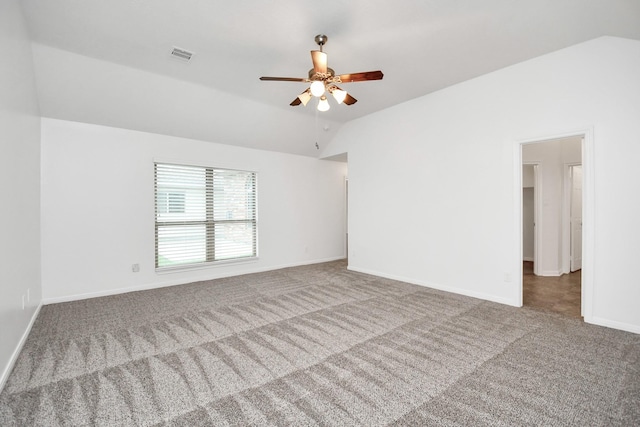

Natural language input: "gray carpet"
[1,260,638,426]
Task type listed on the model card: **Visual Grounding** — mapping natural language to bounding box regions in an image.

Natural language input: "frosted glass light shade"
[331,89,347,104]
[298,90,312,106]
[317,95,330,111]
[310,80,325,97]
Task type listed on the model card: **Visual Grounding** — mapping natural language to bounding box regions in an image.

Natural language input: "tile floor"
[522,261,582,318]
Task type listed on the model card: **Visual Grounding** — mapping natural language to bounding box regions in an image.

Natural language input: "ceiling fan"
[260,35,383,111]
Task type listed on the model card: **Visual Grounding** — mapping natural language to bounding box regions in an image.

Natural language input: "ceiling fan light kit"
[260,35,383,112]
[297,89,312,106]
[329,87,347,104]
[317,95,331,112]
[310,80,326,97]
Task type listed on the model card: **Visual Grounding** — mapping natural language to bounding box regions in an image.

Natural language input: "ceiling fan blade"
[338,70,384,83]
[311,50,328,74]
[343,93,358,105]
[260,76,307,82]
[290,97,302,106]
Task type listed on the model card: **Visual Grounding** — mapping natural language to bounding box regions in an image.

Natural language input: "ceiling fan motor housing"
[308,67,335,81]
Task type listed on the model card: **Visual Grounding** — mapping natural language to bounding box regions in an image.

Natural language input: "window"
[156,191,185,214]
[154,163,257,269]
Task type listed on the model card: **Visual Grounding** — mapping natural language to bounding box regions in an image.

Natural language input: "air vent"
[169,47,194,63]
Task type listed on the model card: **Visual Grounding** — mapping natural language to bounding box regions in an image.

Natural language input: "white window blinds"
[155,163,257,269]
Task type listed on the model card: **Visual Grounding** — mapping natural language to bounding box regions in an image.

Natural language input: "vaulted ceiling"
[20,0,640,157]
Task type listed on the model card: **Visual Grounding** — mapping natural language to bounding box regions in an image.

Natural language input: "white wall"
[31,43,343,158]
[326,36,640,333]
[522,137,581,275]
[0,0,42,389]
[41,119,347,302]
[522,164,535,188]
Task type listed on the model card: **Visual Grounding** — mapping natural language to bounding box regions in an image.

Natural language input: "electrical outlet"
[132,264,140,273]
[504,273,512,282]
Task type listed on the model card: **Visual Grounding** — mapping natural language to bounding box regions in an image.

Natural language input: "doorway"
[519,134,586,318]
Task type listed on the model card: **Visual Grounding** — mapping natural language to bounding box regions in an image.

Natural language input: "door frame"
[522,162,541,276]
[514,128,594,320]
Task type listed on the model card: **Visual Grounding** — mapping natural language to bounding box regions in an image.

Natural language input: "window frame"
[154,162,258,271]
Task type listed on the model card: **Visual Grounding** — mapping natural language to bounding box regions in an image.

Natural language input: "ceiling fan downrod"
[314,34,328,52]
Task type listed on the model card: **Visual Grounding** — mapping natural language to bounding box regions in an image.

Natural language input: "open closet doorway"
[521,135,584,318]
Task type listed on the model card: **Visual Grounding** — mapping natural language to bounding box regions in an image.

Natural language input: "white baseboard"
[347,265,517,307]
[539,270,563,277]
[43,256,347,305]
[0,302,43,393]
[587,316,640,335]
[347,266,640,336]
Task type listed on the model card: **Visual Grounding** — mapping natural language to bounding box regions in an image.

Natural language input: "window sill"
[155,257,259,274]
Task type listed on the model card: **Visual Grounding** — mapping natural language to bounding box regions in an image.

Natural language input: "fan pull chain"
[315,106,320,150]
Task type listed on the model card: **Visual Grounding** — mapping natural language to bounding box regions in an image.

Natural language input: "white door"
[570,165,582,272]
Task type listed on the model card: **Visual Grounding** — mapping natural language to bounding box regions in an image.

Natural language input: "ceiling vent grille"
[169,47,194,63]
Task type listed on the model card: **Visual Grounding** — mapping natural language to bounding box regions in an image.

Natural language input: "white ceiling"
[20,0,640,157]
